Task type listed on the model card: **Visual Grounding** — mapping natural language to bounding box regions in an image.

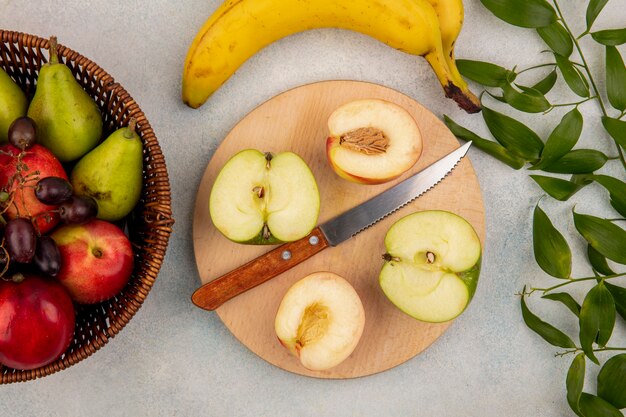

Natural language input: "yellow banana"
[425,0,466,98]
[182,0,481,113]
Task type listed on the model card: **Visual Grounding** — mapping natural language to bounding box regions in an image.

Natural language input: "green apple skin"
[243,229,281,245]
[379,210,481,323]
[209,149,320,244]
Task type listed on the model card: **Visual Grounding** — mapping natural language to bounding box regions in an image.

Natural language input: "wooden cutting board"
[193,80,485,379]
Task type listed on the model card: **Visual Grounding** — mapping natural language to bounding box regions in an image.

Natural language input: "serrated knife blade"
[320,141,472,245]
[192,141,472,311]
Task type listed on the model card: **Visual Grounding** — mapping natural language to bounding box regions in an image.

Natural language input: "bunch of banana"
[182,0,480,113]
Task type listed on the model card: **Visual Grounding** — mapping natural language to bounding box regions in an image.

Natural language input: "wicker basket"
[0,30,174,383]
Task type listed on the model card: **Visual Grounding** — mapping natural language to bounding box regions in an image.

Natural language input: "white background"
[1,1,625,416]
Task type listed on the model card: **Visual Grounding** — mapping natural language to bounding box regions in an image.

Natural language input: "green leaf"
[598,354,626,409]
[588,245,616,276]
[521,290,576,348]
[590,175,626,218]
[482,106,544,160]
[555,54,591,97]
[601,116,626,149]
[574,212,626,264]
[542,149,608,174]
[532,108,583,170]
[501,83,551,113]
[579,281,616,364]
[530,175,585,201]
[605,283,626,322]
[592,28,626,46]
[586,0,609,32]
[567,353,586,417]
[443,116,526,169]
[479,0,557,28]
[537,22,573,57]
[456,59,514,87]
[571,174,594,186]
[579,393,623,417]
[606,46,626,111]
[543,292,581,316]
[533,203,571,278]
[532,69,558,94]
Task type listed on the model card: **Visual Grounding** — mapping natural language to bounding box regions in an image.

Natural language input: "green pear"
[71,119,143,221]
[0,68,28,143]
[27,37,102,162]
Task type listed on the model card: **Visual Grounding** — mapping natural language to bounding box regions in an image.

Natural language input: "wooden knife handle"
[191,227,330,311]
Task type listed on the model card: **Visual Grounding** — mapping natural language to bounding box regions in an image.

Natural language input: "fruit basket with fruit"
[0,30,173,383]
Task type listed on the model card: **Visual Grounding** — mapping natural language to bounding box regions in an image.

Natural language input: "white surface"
[1,1,625,416]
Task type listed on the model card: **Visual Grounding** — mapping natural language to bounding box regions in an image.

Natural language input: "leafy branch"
[448,0,626,415]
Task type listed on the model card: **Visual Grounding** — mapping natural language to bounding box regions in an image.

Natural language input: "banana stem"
[424,52,481,113]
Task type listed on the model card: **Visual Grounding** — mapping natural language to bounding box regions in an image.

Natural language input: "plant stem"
[550,96,597,109]
[552,0,626,170]
[556,346,626,357]
[553,0,607,116]
[595,347,626,353]
[532,272,626,294]
[516,63,556,76]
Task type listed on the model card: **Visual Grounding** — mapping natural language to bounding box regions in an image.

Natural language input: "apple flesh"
[275,272,365,371]
[326,99,422,184]
[51,219,133,304]
[379,210,481,323]
[0,144,67,234]
[210,149,320,244]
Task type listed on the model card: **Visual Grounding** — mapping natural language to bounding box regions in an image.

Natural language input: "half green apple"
[379,210,481,323]
[209,149,320,244]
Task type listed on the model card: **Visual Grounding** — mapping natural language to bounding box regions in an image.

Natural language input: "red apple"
[51,219,133,304]
[0,144,67,234]
[0,273,75,370]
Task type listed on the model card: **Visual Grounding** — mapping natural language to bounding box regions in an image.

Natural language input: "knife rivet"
[281,250,292,260]
[309,236,319,245]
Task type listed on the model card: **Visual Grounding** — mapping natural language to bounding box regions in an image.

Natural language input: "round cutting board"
[193,80,485,379]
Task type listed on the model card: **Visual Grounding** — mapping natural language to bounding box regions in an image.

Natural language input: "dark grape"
[0,238,8,275]
[8,117,37,150]
[59,195,98,224]
[35,177,73,205]
[4,218,37,263]
[33,236,61,277]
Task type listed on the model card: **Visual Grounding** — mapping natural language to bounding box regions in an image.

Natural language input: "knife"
[192,141,472,311]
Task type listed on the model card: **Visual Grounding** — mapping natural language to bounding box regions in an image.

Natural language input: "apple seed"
[262,224,271,240]
[339,127,389,155]
[252,186,265,198]
[426,251,435,264]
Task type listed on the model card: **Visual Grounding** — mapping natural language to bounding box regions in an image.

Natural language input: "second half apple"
[326,99,422,184]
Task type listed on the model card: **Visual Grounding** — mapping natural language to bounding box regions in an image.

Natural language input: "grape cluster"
[1,117,98,278]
